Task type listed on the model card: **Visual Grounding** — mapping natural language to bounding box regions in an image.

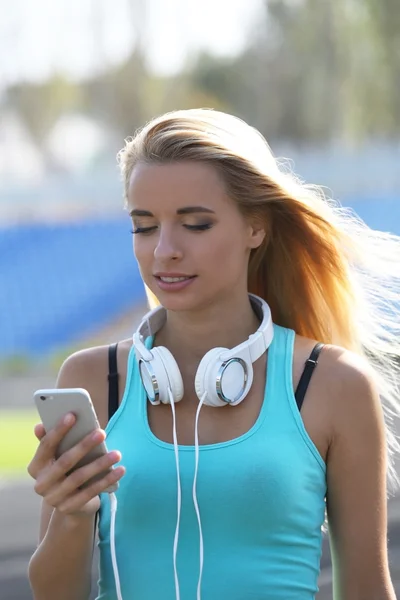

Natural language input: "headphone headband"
[219,295,273,364]
[133,294,273,365]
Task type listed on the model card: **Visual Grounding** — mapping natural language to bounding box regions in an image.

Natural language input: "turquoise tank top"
[96,324,327,599]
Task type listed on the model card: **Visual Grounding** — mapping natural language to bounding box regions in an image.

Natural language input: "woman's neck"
[154,294,261,365]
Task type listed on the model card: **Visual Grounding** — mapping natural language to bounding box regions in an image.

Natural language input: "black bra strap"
[108,343,119,422]
[294,343,324,412]
[93,509,99,554]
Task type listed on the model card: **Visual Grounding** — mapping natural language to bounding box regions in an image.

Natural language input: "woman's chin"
[155,295,197,312]
[152,290,208,313]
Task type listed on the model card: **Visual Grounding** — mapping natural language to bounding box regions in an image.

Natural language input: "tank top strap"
[258,323,291,419]
[265,323,326,473]
[259,321,323,447]
[105,337,153,437]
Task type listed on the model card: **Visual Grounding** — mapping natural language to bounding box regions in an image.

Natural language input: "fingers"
[27,413,76,479]
[28,411,126,517]
[56,465,125,515]
[34,423,46,441]
[44,451,124,509]
[38,413,76,460]
[33,428,107,494]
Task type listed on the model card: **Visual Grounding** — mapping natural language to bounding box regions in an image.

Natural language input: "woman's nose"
[153,228,183,262]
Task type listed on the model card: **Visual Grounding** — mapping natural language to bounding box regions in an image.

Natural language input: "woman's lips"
[154,275,197,292]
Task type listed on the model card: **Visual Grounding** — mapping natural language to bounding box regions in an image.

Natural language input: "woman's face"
[127,161,265,312]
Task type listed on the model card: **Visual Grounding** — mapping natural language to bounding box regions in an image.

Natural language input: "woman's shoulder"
[294,333,381,440]
[56,338,133,384]
[293,332,373,387]
[55,338,133,429]
[316,342,382,439]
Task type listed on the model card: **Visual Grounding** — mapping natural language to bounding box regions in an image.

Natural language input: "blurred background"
[0,0,399,598]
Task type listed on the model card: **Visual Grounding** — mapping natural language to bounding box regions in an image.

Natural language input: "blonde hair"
[118,108,400,492]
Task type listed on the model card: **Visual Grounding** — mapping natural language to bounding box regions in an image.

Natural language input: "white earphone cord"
[193,391,207,600]
[168,387,182,600]
[169,387,206,600]
[108,388,207,600]
[109,492,123,600]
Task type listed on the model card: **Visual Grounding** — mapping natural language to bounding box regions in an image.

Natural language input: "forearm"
[28,509,96,600]
[333,569,397,600]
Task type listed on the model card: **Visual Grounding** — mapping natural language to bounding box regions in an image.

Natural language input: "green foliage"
[0,410,39,476]
[0,355,33,377]
[6,75,84,146]
[5,0,400,145]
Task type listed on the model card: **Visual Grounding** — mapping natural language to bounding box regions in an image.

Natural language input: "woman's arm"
[28,347,122,600]
[29,508,97,600]
[325,350,397,600]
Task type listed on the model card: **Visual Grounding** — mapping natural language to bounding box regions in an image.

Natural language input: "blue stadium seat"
[0,218,145,358]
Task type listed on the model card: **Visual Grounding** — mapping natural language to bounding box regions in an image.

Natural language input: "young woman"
[27,109,400,600]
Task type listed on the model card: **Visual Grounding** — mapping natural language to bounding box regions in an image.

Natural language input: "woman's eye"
[184,223,213,232]
[131,226,157,235]
[130,223,213,235]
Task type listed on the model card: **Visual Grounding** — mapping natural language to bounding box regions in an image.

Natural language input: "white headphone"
[133,293,274,408]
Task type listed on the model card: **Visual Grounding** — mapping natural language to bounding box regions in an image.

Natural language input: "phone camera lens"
[40,395,46,401]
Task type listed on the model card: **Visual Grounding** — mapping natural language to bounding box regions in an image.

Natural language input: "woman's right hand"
[27,413,125,518]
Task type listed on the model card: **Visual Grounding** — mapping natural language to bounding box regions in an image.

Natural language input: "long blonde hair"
[118,108,400,492]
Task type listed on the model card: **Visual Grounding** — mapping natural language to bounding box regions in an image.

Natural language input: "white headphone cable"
[168,387,182,600]
[109,491,123,600]
[107,390,206,600]
[193,391,207,600]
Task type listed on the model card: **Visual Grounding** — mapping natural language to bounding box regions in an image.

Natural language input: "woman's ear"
[248,219,267,250]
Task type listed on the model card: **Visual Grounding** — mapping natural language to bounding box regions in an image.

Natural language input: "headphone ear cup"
[195,347,227,407]
[152,346,184,404]
[195,347,254,407]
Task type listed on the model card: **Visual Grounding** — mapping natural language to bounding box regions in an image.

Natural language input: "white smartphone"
[33,387,118,493]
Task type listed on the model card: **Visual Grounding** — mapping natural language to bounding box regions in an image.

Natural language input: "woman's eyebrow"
[129,206,215,217]
[129,209,153,217]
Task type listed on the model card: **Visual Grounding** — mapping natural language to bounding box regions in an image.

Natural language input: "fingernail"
[64,413,74,425]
